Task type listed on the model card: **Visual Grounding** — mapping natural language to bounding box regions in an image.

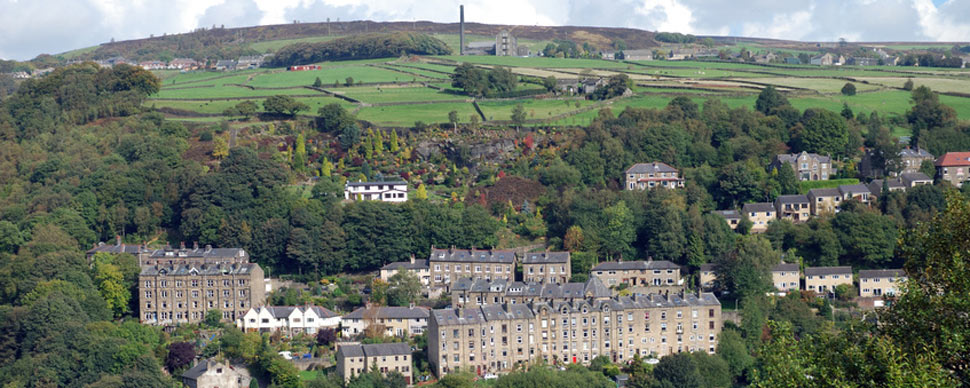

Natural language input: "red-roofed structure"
[935,152,970,187]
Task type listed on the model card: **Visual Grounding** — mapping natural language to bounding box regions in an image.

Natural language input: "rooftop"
[140,262,260,276]
[429,248,515,264]
[775,152,831,164]
[626,162,678,174]
[804,266,852,276]
[337,342,411,358]
[772,263,800,272]
[591,260,680,271]
[859,269,906,278]
[522,251,570,264]
[711,210,741,219]
[342,306,429,320]
[742,202,776,214]
[807,188,841,197]
[935,152,970,167]
[776,194,810,204]
[381,259,429,271]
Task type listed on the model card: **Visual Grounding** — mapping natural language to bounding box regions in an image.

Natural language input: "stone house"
[344,180,408,202]
[591,260,683,294]
[380,256,431,286]
[521,251,571,284]
[804,266,853,295]
[899,147,934,175]
[742,202,776,233]
[341,305,430,338]
[772,263,800,292]
[429,247,516,287]
[858,269,906,298]
[495,30,517,56]
[775,194,811,223]
[449,277,611,307]
[807,188,842,216]
[139,262,264,325]
[428,292,721,377]
[182,358,252,388]
[838,184,872,206]
[935,151,970,187]
[771,152,834,181]
[337,342,413,383]
[625,162,685,190]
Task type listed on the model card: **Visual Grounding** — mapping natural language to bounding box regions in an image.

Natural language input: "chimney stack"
[180,241,186,250]
[193,241,199,250]
[116,235,122,246]
[459,5,465,56]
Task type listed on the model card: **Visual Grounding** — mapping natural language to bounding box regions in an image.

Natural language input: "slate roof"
[451,277,610,299]
[432,292,720,326]
[87,242,150,255]
[342,306,429,320]
[626,162,678,174]
[182,359,248,380]
[591,260,680,271]
[699,264,715,272]
[148,246,246,260]
[346,180,407,187]
[868,179,906,194]
[742,202,775,214]
[776,194,810,204]
[772,263,800,272]
[711,210,741,220]
[381,259,429,271]
[804,266,852,276]
[257,305,339,319]
[839,184,871,196]
[337,344,364,358]
[807,188,841,198]
[935,152,970,167]
[360,342,411,357]
[429,248,515,264]
[140,262,260,276]
[522,251,570,264]
[775,152,831,164]
[900,148,933,159]
[859,269,906,279]
[900,172,932,185]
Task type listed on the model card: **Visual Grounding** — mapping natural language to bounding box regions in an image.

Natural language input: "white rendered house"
[236,305,340,335]
[344,180,408,202]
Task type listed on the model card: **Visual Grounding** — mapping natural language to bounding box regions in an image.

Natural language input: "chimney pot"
[193,241,198,250]
[116,235,122,246]
[180,241,186,250]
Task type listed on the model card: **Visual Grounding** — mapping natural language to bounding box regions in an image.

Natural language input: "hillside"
[65,20,658,62]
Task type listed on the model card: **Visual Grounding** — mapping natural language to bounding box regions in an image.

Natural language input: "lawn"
[435,55,632,69]
[744,77,884,93]
[356,102,479,126]
[155,86,320,99]
[478,99,596,121]
[159,72,265,88]
[246,66,426,87]
[856,77,970,94]
[336,86,465,104]
[148,95,353,114]
[381,64,450,80]
[628,67,766,78]
[799,179,861,194]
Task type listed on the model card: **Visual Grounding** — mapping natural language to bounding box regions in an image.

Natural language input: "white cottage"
[344,180,408,202]
[236,305,340,335]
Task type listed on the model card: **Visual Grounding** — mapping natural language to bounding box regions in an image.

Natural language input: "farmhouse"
[214,60,237,71]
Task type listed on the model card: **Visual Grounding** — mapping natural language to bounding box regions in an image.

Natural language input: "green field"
[357,102,479,126]
[337,86,465,104]
[155,86,320,99]
[478,99,597,121]
[145,56,970,128]
[150,95,353,114]
[246,66,424,87]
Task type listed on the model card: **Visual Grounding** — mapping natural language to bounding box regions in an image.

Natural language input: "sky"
[1,0,969,60]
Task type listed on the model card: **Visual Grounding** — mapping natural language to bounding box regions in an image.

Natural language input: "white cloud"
[914,0,970,41]
[634,0,695,33]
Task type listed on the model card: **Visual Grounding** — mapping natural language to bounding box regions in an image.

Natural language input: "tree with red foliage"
[317,328,337,348]
[166,341,196,372]
[522,134,535,150]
